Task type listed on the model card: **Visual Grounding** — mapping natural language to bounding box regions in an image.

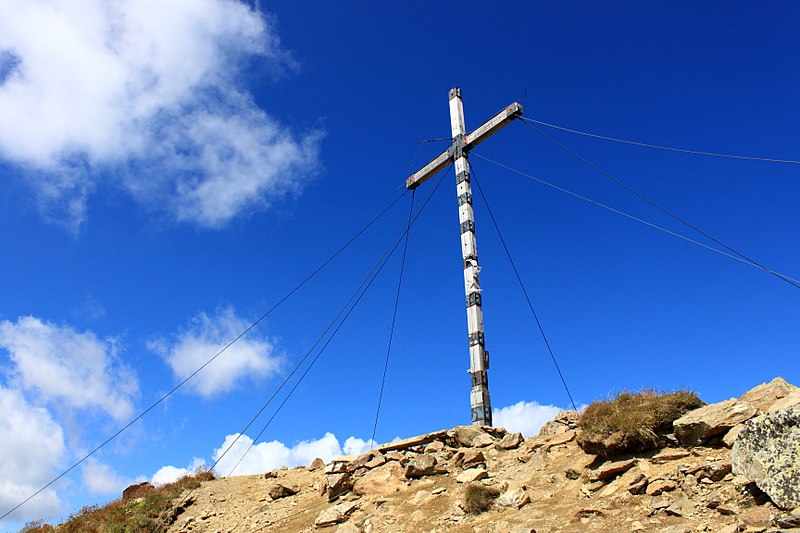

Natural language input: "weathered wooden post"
[406,88,522,426]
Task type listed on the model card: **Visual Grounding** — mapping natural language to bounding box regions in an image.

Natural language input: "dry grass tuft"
[463,483,501,515]
[20,520,56,532]
[23,468,216,533]
[578,389,703,457]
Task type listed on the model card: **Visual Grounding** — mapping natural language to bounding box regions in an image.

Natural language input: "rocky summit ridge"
[143,377,800,532]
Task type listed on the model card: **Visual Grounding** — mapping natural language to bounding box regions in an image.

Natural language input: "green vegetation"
[463,483,501,515]
[578,388,704,457]
[22,469,215,533]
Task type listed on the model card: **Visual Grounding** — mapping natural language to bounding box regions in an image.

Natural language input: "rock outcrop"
[732,405,800,511]
[673,377,799,447]
[122,481,155,500]
[673,399,758,446]
[152,377,800,533]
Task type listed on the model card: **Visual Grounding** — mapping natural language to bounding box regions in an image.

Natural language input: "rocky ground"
[156,378,800,533]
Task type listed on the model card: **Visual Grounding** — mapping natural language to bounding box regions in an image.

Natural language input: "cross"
[407,88,523,426]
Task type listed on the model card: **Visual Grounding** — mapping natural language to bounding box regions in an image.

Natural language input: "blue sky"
[1,1,799,528]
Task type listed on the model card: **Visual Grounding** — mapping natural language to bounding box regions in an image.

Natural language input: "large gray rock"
[673,398,758,446]
[732,405,800,511]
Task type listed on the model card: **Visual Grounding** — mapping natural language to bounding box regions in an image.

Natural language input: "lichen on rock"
[732,404,800,511]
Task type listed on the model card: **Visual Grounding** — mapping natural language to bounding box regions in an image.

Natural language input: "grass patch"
[463,483,501,515]
[578,389,703,457]
[23,468,215,533]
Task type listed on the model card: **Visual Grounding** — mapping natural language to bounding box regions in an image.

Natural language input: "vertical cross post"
[449,88,492,426]
[406,88,522,427]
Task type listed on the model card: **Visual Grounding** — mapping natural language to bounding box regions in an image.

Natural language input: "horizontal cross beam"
[406,102,523,190]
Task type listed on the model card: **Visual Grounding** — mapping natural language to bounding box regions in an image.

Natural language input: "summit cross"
[406,88,523,426]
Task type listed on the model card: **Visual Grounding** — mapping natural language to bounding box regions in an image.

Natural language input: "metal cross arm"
[405,101,523,190]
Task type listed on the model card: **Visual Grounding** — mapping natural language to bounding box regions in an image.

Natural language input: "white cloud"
[0,0,321,231]
[209,432,374,477]
[151,466,189,487]
[0,386,64,524]
[0,316,138,420]
[492,400,564,437]
[81,458,144,496]
[151,458,205,486]
[343,436,375,457]
[149,306,283,397]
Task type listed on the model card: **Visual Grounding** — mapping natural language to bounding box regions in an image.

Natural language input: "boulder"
[650,449,690,464]
[645,479,677,496]
[122,481,155,500]
[314,501,358,528]
[309,458,326,471]
[348,450,385,471]
[324,472,353,501]
[738,506,775,528]
[739,377,798,412]
[335,523,361,533]
[628,473,648,494]
[353,461,406,496]
[778,512,800,529]
[404,453,441,478]
[385,451,405,463]
[769,390,800,413]
[732,405,800,510]
[722,424,743,448]
[425,440,445,452]
[705,461,732,482]
[452,426,494,448]
[543,430,576,451]
[497,432,524,450]
[665,496,694,517]
[496,487,531,509]
[456,467,488,483]
[588,458,637,482]
[673,398,758,446]
[538,410,579,437]
[268,482,300,500]
[365,454,386,469]
[325,458,353,475]
[455,449,485,469]
[377,430,449,453]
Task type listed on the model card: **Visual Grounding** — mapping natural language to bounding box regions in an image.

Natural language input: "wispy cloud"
[149,306,283,397]
[0,0,321,231]
[0,316,138,420]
